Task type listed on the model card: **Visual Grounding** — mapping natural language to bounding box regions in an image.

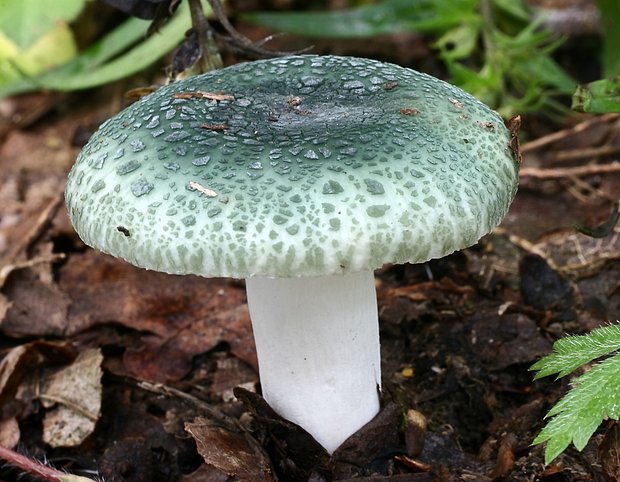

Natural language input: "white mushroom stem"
[245,270,381,454]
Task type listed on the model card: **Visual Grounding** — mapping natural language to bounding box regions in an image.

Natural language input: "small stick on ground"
[520,163,620,179]
[521,113,620,153]
[174,91,234,101]
[0,252,66,288]
[549,145,620,163]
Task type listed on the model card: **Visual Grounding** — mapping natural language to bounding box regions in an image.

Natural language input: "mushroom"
[65,55,519,454]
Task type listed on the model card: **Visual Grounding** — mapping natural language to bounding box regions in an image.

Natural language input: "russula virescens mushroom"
[65,55,520,454]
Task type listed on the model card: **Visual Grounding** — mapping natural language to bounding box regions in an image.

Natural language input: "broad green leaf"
[533,352,620,464]
[531,323,620,379]
[0,0,85,49]
[0,31,19,82]
[572,78,620,113]
[0,30,17,56]
[0,22,77,83]
[0,0,195,98]
[0,0,84,83]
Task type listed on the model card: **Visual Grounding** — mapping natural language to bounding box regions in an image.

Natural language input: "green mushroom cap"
[65,55,519,278]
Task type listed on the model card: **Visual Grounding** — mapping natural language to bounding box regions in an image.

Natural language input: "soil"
[1,2,620,481]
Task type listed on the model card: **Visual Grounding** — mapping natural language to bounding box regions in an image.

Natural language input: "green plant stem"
[479,0,504,104]
[188,0,222,72]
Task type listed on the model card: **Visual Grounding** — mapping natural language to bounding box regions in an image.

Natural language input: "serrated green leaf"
[572,78,620,113]
[533,352,620,464]
[531,323,620,379]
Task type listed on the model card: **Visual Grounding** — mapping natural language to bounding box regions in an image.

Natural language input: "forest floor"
[1,2,620,481]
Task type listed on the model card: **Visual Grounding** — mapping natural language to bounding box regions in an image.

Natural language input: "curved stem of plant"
[0,445,93,482]
[479,0,505,101]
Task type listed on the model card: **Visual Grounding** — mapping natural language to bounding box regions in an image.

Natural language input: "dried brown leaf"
[186,417,275,482]
[42,408,97,448]
[490,433,516,479]
[0,292,11,321]
[0,341,76,408]
[179,463,232,482]
[0,118,79,174]
[40,348,103,447]
[0,417,20,448]
[123,303,255,382]
[60,251,255,382]
[1,267,70,337]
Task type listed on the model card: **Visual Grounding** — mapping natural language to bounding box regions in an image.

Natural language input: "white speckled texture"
[65,55,519,278]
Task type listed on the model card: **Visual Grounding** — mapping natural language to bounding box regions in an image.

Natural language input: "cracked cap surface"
[65,55,519,278]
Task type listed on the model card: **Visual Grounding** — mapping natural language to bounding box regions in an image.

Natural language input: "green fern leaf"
[530,323,620,379]
[533,352,620,464]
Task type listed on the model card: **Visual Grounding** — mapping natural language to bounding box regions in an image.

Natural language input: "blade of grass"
[242,0,412,38]
[242,0,478,39]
